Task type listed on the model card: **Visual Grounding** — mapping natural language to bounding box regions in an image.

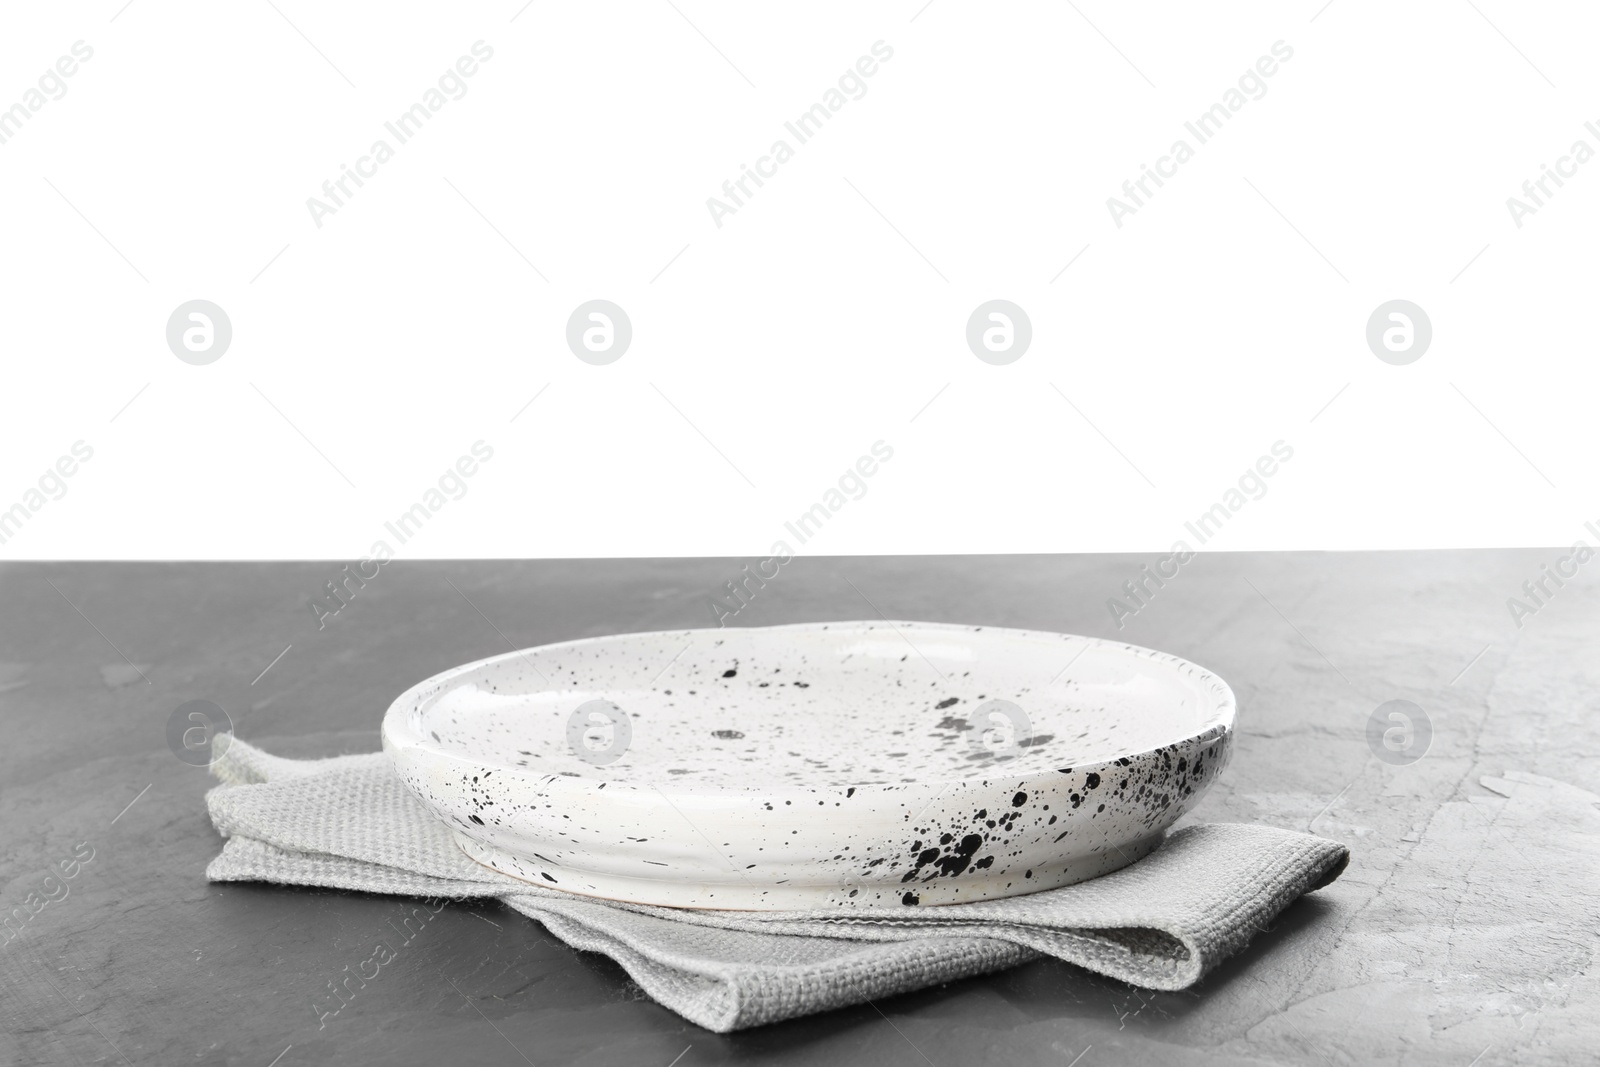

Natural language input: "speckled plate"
[382,621,1235,910]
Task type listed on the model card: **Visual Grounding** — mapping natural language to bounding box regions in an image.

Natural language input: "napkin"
[203,738,1348,1032]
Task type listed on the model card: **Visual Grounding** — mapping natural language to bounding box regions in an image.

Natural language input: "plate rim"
[382,619,1237,800]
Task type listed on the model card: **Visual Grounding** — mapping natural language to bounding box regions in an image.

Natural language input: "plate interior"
[407,622,1229,793]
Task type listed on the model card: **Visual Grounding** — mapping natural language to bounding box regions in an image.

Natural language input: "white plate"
[383,621,1235,910]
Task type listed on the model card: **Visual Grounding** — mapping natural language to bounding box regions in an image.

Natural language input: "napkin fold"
[203,738,1348,1032]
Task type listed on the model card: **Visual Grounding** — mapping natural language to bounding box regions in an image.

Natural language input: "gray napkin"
[203,738,1349,1032]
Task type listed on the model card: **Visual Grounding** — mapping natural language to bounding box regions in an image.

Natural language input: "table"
[1,553,1595,1065]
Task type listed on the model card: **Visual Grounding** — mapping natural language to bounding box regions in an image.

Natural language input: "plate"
[382,621,1235,910]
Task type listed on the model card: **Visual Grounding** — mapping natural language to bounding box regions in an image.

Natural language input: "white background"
[1,1,1595,560]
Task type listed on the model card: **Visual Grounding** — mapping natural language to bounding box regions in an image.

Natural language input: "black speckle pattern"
[382,621,1235,910]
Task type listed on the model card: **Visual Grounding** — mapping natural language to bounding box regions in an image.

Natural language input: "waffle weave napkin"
[203,737,1349,1032]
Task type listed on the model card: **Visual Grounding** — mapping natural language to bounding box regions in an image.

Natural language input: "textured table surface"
[0,553,1595,1066]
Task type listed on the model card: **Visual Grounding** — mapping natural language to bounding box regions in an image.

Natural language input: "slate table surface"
[1,553,1595,1066]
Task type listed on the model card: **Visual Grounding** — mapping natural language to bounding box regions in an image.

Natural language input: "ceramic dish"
[382,621,1235,910]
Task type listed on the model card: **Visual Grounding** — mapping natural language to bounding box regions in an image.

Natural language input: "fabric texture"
[203,738,1349,1032]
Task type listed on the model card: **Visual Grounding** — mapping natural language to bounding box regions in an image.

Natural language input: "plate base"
[455,829,1165,911]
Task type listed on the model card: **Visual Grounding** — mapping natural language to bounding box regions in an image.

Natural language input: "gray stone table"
[0,553,1595,1066]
